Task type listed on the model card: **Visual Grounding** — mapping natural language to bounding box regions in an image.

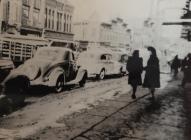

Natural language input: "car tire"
[119,67,124,77]
[55,75,65,93]
[79,73,87,87]
[97,69,105,80]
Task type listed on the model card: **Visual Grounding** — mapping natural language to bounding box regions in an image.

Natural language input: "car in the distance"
[77,50,124,80]
[2,47,88,93]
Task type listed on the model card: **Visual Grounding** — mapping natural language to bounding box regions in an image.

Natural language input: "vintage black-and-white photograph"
[0,0,191,139]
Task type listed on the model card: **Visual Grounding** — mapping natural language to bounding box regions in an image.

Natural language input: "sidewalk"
[24,75,186,140]
[183,83,191,140]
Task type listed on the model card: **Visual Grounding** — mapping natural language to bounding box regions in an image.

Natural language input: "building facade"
[20,0,45,36]
[0,0,22,34]
[73,17,132,51]
[0,0,74,40]
[0,0,45,36]
[44,0,74,41]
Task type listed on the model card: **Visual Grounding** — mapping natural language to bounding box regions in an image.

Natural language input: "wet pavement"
[23,75,188,140]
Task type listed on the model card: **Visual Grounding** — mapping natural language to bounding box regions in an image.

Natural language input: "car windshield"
[36,49,66,60]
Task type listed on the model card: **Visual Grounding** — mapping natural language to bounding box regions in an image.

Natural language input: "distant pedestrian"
[181,53,191,87]
[126,50,143,99]
[171,55,181,78]
[143,47,160,99]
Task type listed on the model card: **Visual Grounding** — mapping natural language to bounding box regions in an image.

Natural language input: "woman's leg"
[149,88,155,99]
[132,85,137,99]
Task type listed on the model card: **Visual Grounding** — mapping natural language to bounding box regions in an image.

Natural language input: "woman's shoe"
[131,94,136,99]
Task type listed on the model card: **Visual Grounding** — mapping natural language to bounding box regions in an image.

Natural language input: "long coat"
[143,55,160,88]
[126,56,143,86]
[182,57,191,82]
[171,57,181,70]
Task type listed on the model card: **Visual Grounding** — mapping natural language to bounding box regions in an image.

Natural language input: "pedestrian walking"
[171,55,181,78]
[181,53,191,87]
[126,50,143,99]
[143,47,160,99]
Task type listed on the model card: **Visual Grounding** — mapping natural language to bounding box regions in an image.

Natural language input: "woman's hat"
[147,46,156,54]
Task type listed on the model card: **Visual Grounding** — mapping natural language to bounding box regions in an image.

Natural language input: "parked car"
[77,50,124,80]
[0,59,14,83]
[1,47,88,93]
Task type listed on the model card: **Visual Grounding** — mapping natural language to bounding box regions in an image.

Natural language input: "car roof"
[38,47,72,52]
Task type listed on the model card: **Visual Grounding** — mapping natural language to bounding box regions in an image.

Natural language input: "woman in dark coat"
[143,47,160,99]
[126,50,143,99]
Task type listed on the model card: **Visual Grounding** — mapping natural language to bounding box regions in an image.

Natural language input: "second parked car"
[77,50,124,80]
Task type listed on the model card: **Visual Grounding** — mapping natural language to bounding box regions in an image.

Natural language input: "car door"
[68,52,77,81]
[100,54,108,73]
[62,51,70,82]
[107,54,115,74]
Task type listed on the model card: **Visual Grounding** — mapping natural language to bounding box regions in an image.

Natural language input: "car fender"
[46,68,65,87]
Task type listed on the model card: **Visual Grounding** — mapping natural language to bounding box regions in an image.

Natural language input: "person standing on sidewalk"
[126,50,143,99]
[143,47,160,99]
[181,53,191,87]
[171,55,181,78]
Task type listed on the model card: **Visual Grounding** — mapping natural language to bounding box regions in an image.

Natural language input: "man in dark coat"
[143,47,160,99]
[126,50,143,99]
[181,53,191,87]
[171,55,181,78]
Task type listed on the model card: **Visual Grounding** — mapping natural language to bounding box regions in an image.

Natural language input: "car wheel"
[79,73,87,87]
[98,69,105,80]
[119,67,124,77]
[55,75,65,93]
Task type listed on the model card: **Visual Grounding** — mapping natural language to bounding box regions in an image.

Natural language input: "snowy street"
[0,73,174,140]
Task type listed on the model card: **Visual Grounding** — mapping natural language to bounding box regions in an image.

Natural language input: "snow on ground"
[0,71,171,139]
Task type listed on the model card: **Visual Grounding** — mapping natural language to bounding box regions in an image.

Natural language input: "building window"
[64,14,66,32]
[60,13,62,31]
[5,1,10,22]
[22,6,29,19]
[66,24,68,32]
[57,12,59,31]
[34,0,41,9]
[48,9,51,29]
[45,8,47,28]
[66,14,69,32]
[33,10,40,26]
[69,16,72,32]
[22,0,29,6]
[52,10,54,29]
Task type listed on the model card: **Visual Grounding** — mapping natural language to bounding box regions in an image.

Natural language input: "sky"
[70,0,186,28]
[70,0,152,27]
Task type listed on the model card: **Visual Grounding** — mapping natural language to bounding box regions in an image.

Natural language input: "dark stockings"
[131,85,137,99]
[149,88,155,99]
